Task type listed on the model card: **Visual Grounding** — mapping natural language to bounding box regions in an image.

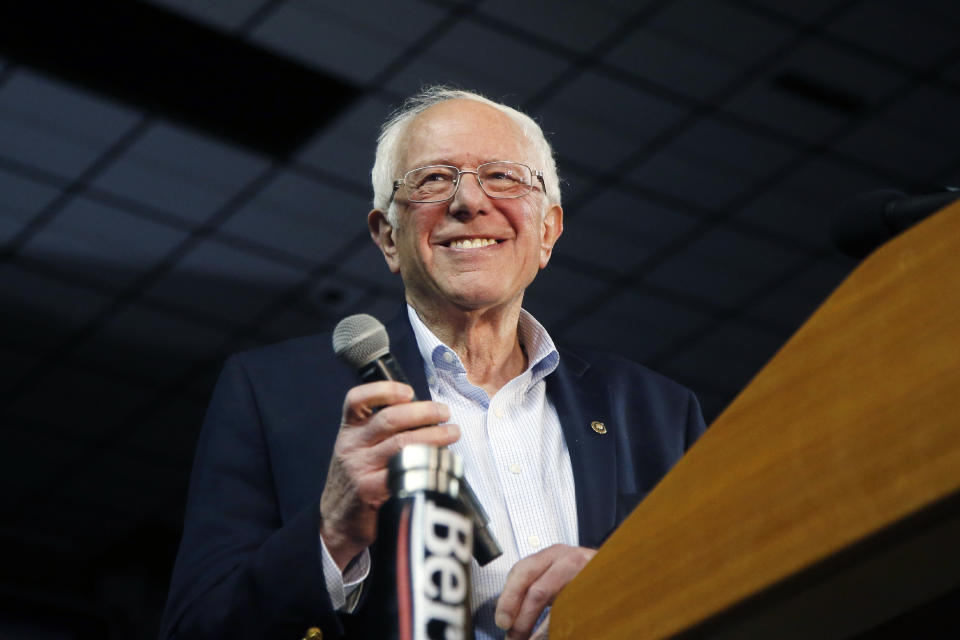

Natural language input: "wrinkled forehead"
[396,99,532,172]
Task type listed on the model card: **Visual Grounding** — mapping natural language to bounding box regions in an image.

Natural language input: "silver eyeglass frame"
[389,161,546,205]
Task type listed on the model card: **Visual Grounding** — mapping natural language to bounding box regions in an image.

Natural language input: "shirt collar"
[406,304,559,390]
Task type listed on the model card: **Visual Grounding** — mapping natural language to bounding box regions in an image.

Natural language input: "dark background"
[1,0,959,637]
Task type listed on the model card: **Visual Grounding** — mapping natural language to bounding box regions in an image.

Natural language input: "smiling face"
[369,99,563,318]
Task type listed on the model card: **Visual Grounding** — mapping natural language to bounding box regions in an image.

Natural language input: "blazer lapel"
[386,309,431,402]
[547,350,618,549]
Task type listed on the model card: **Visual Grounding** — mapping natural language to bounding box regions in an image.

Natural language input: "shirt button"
[442,351,454,363]
[509,463,522,475]
[494,407,504,419]
[528,535,540,549]
[427,375,437,386]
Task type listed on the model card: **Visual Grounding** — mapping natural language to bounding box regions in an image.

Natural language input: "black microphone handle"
[359,354,503,566]
[358,354,411,386]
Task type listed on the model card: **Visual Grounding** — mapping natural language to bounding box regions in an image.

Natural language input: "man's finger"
[495,549,554,632]
[351,467,390,507]
[367,422,460,463]
[530,613,550,640]
[505,562,567,639]
[497,545,596,639]
[342,381,415,423]
[362,400,451,442]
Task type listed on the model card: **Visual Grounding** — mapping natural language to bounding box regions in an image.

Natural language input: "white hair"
[371,86,561,225]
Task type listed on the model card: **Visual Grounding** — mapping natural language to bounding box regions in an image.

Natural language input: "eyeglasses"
[390,161,545,204]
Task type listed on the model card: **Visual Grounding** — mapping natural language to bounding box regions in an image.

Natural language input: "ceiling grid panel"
[1,1,959,634]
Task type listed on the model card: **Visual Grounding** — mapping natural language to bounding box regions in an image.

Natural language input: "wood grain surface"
[550,201,960,639]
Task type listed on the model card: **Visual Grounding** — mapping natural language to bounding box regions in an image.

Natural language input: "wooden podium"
[551,201,960,638]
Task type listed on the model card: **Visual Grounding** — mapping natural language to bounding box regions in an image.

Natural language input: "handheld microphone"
[386,445,473,639]
[333,313,503,566]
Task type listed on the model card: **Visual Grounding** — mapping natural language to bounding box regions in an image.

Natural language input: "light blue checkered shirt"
[407,305,579,639]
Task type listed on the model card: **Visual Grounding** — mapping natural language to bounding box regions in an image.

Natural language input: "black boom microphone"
[333,313,503,566]
[832,188,960,259]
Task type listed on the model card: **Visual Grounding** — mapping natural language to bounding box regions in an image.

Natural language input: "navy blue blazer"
[160,312,706,639]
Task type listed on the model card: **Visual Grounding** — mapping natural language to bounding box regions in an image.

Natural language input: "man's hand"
[495,544,596,640]
[319,381,460,570]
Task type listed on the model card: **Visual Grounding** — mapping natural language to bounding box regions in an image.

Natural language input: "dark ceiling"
[2,0,960,637]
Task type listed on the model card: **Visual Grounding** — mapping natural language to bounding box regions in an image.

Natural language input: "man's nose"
[448,171,487,218]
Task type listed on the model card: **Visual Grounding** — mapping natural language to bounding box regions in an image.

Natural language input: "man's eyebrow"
[407,158,457,168]
[407,158,521,169]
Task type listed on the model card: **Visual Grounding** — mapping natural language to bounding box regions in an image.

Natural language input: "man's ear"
[539,204,564,269]
[368,209,401,274]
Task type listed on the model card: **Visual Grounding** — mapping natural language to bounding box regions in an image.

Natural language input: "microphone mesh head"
[332,314,390,368]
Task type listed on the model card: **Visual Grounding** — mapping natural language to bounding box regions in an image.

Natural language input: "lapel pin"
[590,420,607,434]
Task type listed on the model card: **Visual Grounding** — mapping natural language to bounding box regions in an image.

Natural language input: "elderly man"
[160,87,705,639]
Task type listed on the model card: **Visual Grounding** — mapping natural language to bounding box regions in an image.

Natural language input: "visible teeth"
[450,238,497,249]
